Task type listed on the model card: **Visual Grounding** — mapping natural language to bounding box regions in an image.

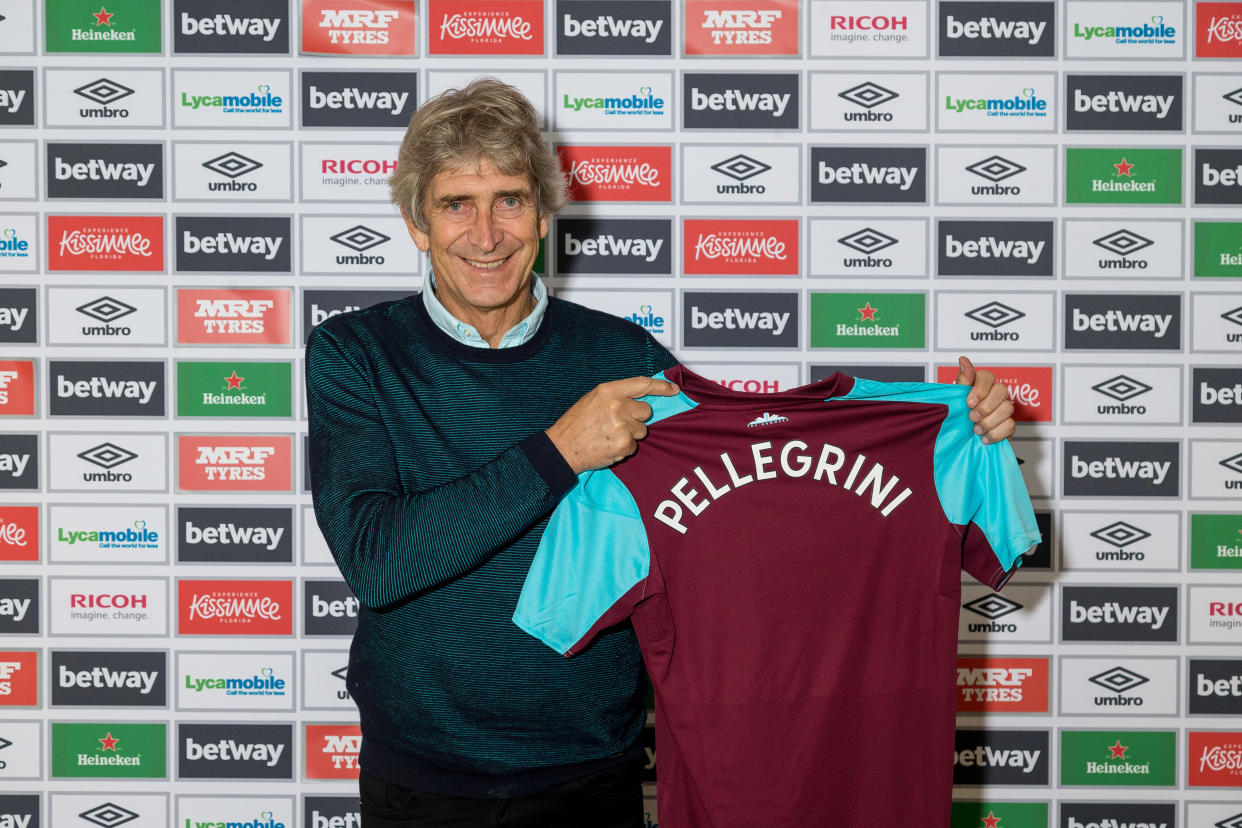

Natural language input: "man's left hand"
[954,356,1015,444]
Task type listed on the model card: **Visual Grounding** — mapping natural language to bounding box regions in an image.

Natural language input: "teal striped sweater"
[306,293,676,796]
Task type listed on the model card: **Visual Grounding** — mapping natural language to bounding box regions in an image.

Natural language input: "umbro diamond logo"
[1094,229,1154,258]
[77,296,137,324]
[330,225,390,252]
[711,154,771,182]
[74,78,134,106]
[1090,521,1151,549]
[965,155,1026,183]
[1088,666,1150,694]
[838,227,898,255]
[838,82,898,109]
[1215,813,1242,828]
[1092,375,1153,402]
[1222,306,1242,328]
[963,593,1023,619]
[1219,452,1242,475]
[78,442,137,469]
[965,302,1025,329]
[79,802,141,828]
[202,152,263,179]
[1223,88,1242,108]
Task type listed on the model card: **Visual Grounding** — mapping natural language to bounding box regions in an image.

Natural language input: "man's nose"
[466,208,500,252]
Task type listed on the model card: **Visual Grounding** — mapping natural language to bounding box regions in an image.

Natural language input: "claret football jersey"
[514,365,1040,828]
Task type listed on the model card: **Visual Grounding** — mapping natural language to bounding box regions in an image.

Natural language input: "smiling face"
[405,157,549,338]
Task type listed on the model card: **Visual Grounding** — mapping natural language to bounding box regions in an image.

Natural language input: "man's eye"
[496,197,523,213]
[447,201,464,212]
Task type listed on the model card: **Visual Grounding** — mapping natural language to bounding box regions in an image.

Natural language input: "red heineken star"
[99,732,119,751]
[92,6,114,25]
[858,302,878,321]
[1113,158,1134,177]
[982,812,1001,828]
[225,371,244,390]
[1108,739,1128,759]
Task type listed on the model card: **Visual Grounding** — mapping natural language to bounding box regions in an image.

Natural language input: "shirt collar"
[422,270,547,349]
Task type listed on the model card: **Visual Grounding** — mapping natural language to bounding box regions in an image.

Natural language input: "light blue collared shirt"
[422,271,548,349]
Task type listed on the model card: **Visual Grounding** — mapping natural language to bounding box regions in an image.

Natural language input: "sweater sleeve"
[305,326,579,609]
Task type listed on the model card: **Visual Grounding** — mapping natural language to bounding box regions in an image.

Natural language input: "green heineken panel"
[45,0,162,52]
[809,292,926,349]
[1191,513,1242,570]
[1194,221,1242,278]
[1064,148,1182,205]
[951,801,1048,828]
[51,721,167,778]
[1059,730,1175,786]
[176,361,293,418]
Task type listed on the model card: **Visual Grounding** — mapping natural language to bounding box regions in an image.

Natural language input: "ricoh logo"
[320,157,397,177]
[68,592,150,625]
[74,76,134,118]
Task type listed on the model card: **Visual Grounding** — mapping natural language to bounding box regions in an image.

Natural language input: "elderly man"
[306,78,1015,827]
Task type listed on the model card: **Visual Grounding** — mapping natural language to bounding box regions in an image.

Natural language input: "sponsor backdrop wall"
[0,0,1240,825]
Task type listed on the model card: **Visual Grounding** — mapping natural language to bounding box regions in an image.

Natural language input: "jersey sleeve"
[932,391,1041,589]
[514,467,652,656]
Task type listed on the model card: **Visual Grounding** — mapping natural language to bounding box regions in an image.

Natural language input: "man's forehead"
[430,158,533,197]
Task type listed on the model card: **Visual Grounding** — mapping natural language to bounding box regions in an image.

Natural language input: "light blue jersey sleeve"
[844,378,1041,587]
[513,467,650,656]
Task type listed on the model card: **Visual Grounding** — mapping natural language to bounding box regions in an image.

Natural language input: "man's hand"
[954,356,1015,444]
[547,377,681,474]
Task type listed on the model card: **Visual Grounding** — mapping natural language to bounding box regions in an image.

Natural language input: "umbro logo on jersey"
[747,412,789,428]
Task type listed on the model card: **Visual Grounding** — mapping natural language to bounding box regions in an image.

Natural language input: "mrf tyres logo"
[301,70,417,128]
[178,506,292,563]
[1067,74,1184,132]
[47,141,163,199]
[1063,440,1179,497]
[1062,585,1178,642]
[174,0,289,53]
[682,291,798,348]
[556,0,670,55]
[683,72,798,129]
[176,216,290,273]
[1064,294,1180,351]
[937,1,1055,57]
[952,728,1048,785]
[810,146,926,204]
[50,360,164,417]
[1196,148,1242,205]
[179,722,292,779]
[51,649,166,707]
[555,217,671,275]
[936,220,1052,276]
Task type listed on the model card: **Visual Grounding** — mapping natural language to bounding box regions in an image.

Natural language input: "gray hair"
[389,78,568,232]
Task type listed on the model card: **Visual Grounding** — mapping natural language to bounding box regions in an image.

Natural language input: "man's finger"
[610,376,680,399]
[954,355,975,386]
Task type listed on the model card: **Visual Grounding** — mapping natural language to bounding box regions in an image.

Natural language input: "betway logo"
[0,814,30,828]
[0,89,26,113]
[818,162,916,190]
[1066,819,1168,828]
[308,811,360,828]
[306,86,408,115]
[312,594,359,618]
[945,234,1044,264]
[690,306,789,335]
[563,13,663,43]
[183,231,282,261]
[53,157,155,187]
[1073,89,1175,119]
[58,664,157,694]
[0,306,28,331]
[0,453,30,477]
[1069,600,1170,629]
[185,736,285,766]
[1201,380,1242,405]
[1202,161,1242,188]
[1071,308,1172,338]
[56,375,156,404]
[953,745,1041,773]
[185,520,284,551]
[1070,455,1170,485]
[0,596,30,621]
[944,15,1046,43]
[689,87,789,117]
[181,13,281,41]
[563,233,662,262]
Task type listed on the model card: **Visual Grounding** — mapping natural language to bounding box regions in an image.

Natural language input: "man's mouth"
[463,253,511,270]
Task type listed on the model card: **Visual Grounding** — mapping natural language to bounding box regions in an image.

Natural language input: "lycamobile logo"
[944,87,1047,118]
[51,721,166,777]
[810,293,925,349]
[1191,513,1242,569]
[45,0,162,53]
[562,87,665,116]
[57,519,159,549]
[184,666,286,696]
[1065,147,1182,204]
[1059,730,1175,786]
[1195,221,1242,278]
[181,84,283,114]
[1072,15,1177,44]
[949,801,1047,828]
[184,813,284,828]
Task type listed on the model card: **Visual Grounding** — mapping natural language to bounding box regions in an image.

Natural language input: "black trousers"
[358,760,645,828]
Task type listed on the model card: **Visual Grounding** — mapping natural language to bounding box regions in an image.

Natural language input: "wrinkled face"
[405,157,548,324]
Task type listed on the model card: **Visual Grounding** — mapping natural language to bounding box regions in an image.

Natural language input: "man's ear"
[537,211,549,240]
[401,204,431,252]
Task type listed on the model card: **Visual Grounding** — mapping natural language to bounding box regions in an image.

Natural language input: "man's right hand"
[546,376,680,474]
